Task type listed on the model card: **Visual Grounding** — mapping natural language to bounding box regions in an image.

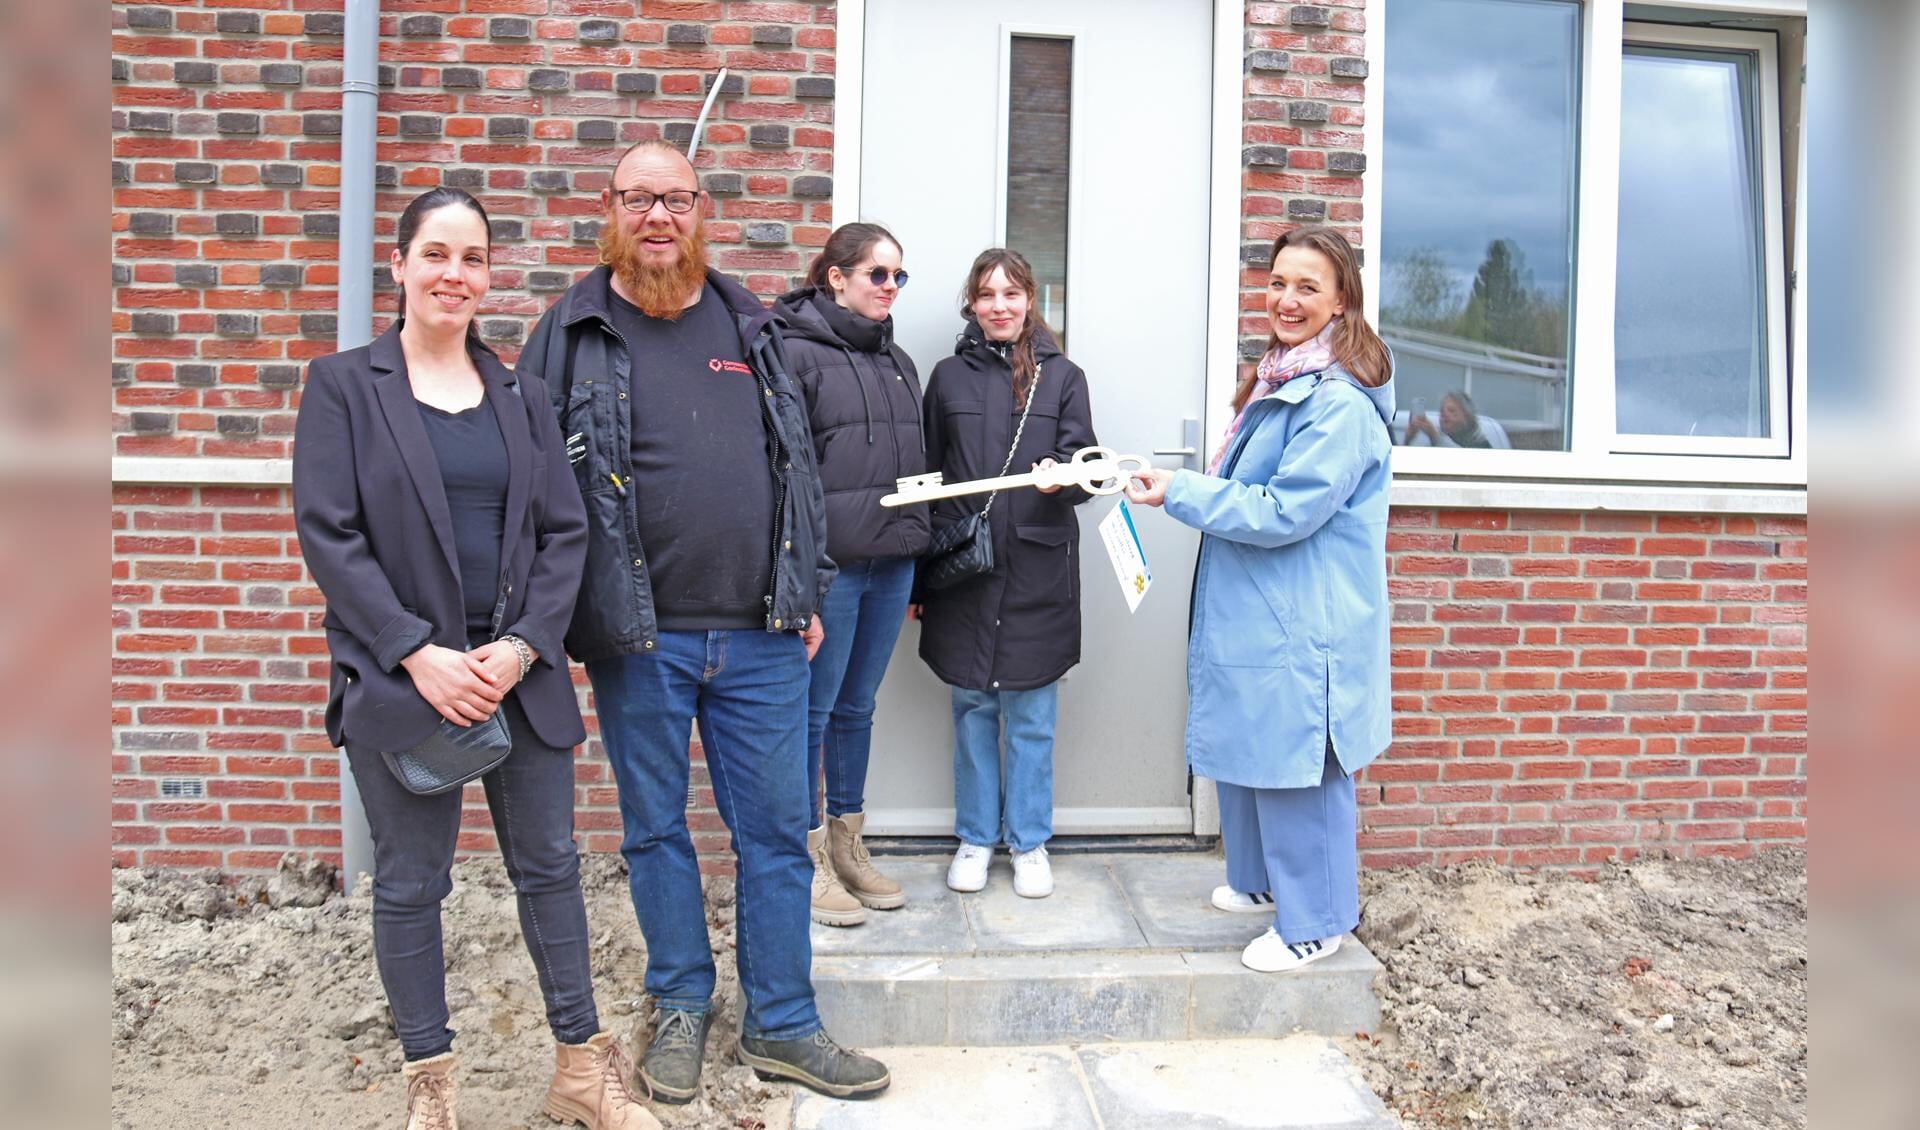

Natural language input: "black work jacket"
[917,321,1099,691]
[772,287,931,565]
[517,266,834,663]
[292,326,590,751]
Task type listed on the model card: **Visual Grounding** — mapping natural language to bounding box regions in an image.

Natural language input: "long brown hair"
[959,248,1047,404]
[806,221,901,290]
[1233,226,1391,410]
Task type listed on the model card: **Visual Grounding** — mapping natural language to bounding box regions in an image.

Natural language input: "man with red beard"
[520,140,889,1105]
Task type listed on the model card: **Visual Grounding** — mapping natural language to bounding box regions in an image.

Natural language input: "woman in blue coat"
[1127,226,1393,973]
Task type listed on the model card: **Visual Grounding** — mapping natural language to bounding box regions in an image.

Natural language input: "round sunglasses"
[849,265,909,289]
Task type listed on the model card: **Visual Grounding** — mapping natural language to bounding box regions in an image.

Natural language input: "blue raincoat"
[1163,360,1394,789]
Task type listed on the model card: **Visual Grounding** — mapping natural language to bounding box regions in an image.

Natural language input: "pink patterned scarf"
[1205,318,1339,475]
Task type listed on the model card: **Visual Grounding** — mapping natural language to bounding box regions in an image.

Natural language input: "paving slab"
[789,1046,1099,1130]
[962,855,1148,951]
[1107,853,1274,950]
[809,860,973,958]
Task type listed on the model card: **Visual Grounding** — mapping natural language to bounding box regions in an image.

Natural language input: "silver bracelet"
[501,635,534,681]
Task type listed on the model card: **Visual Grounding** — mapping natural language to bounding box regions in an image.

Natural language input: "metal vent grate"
[160,777,205,799]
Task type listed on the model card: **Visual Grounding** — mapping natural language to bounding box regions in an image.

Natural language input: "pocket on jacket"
[563,382,615,494]
[1205,543,1292,667]
[1011,523,1074,605]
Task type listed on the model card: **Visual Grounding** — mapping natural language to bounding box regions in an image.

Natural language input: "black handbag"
[921,363,1044,591]
[380,593,515,795]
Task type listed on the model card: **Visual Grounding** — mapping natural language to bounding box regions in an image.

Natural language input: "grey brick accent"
[258,365,302,388]
[795,77,835,100]
[131,313,174,335]
[302,113,343,137]
[130,111,173,133]
[300,314,338,339]
[113,362,133,387]
[175,264,218,288]
[1239,337,1270,362]
[262,164,303,186]
[703,73,744,95]
[793,175,833,198]
[1286,198,1328,220]
[216,112,261,135]
[442,67,482,90]
[302,214,339,237]
[745,223,787,245]
[374,165,398,188]
[530,69,569,92]
[580,19,620,42]
[400,115,442,138]
[616,72,658,96]
[530,170,570,193]
[704,172,745,195]
[529,271,572,292]
[489,17,532,40]
[216,213,259,237]
[174,162,216,184]
[130,411,173,434]
[443,168,484,189]
[667,24,708,45]
[577,119,618,144]
[216,415,260,437]
[489,219,525,241]
[113,263,133,287]
[261,264,303,288]
[749,124,790,148]
[260,64,302,86]
[305,13,346,36]
[113,160,131,185]
[1244,146,1289,168]
[399,15,443,37]
[126,7,172,31]
[129,212,172,236]
[1288,101,1330,123]
[753,26,795,46]
[113,58,129,83]
[481,320,524,344]
[175,364,217,388]
[1249,51,1292,73]
[662,123,694,148]
[1331,56,1370,79]
[571,220,604,243]
[215,12,259,34]
[174,61,217,85]
[488,117,530,140]
[216,313,259,336]
[1289,6,1331,28]
[1327,151,1367,174]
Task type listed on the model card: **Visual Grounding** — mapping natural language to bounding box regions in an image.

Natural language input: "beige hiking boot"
[402,1051,459,1130]
[543,1031,662,1130]
[808,824,866,927]
[828,812,906,910]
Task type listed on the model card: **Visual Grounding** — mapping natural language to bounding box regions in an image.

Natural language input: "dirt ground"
[112,847,1806,1129]
[1347,847,1807,1130]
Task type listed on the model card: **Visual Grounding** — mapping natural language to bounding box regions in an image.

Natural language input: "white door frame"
[833,1,1241,836]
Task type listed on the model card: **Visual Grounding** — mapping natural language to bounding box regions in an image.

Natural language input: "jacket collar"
[563,263,777,339]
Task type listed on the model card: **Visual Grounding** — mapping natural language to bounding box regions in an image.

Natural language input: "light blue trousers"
[1217,746,1359,944]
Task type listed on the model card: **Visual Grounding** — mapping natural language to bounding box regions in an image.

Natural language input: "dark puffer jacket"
[917,318,1098,692]
[772,288,931,565]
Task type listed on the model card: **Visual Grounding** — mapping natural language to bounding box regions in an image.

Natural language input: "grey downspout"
[335,0,379,892]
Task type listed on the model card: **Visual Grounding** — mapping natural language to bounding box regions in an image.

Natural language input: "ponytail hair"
[805,221,902,290]
[392,187,493,346]
[1232,226,1391,410]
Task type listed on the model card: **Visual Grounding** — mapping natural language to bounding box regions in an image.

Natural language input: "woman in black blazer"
[293,188,659,1130]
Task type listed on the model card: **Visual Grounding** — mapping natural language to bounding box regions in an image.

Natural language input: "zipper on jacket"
[754,336,792,629]
[598,320,652,643]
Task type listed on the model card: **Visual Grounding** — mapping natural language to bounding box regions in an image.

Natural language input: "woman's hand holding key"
[1125,467,1174,508]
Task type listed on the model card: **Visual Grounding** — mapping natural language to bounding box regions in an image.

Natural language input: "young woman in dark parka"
[772,223,930,928]
[293,188,660,1130]
[916,248,1099,902]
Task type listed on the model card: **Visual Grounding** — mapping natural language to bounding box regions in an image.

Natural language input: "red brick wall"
[110,2,1809,873]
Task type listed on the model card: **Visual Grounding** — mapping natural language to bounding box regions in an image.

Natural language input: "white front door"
[853,0,1216,836]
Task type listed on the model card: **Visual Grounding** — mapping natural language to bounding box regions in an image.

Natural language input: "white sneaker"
[1211,885,1277,914]
[1011,845,1053,899]
[946,843,991,892]
[1241,929,1341,973]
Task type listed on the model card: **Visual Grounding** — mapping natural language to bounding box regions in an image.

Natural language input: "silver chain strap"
[981,359,1042,520]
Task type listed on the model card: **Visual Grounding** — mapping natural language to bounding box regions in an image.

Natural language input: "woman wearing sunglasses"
[772,223,929,928]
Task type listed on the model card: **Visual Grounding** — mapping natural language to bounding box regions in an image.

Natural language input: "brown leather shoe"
[542,1032,662,1130]
[828,812,906,910]
[402,1052,459,1130]
[808,824,867,926]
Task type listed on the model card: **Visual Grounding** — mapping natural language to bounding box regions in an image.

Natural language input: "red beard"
[600,218,708,320]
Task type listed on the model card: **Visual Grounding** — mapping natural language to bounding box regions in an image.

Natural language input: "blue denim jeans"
[1218,745,1359,944]
[806,556,915,826]
[586,630,820,1041]
[344,694,599,1061]
[950,683,1058,853]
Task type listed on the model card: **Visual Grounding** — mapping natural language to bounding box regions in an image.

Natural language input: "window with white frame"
[1376,0,1804,485]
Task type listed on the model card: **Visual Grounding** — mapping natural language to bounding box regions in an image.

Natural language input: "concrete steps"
[808,853,1382,1048]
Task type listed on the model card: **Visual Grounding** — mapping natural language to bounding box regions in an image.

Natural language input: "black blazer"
[293,325,589,752]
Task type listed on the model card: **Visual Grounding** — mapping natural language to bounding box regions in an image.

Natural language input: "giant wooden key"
[880,446,1152,508]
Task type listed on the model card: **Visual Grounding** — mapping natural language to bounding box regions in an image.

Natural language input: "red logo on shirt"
[707,358,752,375]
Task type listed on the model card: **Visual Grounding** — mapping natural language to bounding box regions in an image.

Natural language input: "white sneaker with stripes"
[1210,885,1277,914]
[1240,929,1341,973]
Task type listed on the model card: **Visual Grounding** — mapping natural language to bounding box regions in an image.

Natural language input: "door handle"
[1153,417,1203,471]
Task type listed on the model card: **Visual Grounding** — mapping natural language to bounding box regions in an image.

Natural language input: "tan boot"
[402,1051,458,1130]
[543,1031,662,1130]
[828,812,906,910]
[808,824,866,926]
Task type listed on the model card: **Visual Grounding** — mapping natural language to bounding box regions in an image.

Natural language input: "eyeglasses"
[613,188,698,215]
[853,266,909,289]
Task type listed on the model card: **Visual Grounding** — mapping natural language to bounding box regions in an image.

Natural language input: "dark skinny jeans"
[344,693,598,1061]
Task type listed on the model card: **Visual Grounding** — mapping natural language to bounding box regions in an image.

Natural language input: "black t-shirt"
[609,284,776,631]
[415,395,509,646]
